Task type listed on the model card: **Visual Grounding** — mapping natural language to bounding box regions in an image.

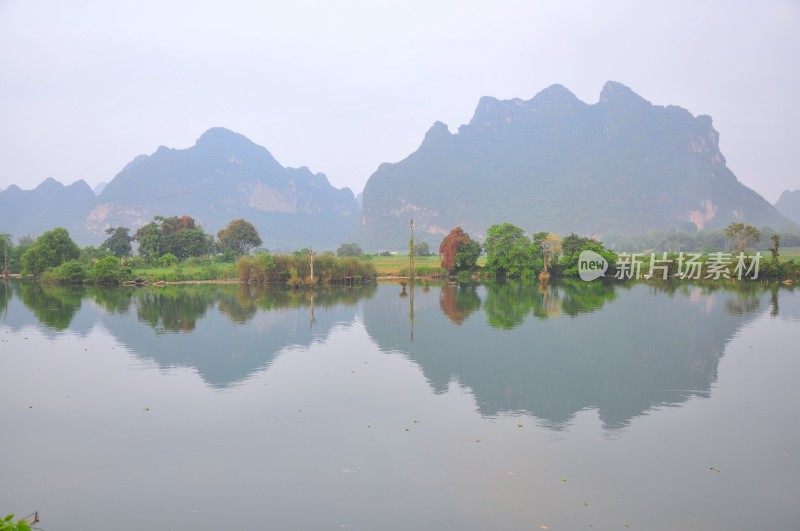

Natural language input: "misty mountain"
[359,82,795,247]
[0,178,95,241]
[0,128,360,249]
[775,190,800,225]
[87,127,359,250]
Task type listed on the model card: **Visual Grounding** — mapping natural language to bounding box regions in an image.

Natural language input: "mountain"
[0,178,96,240]
[87,127,359,250]
[1,129,359,249]
[775,190,800,225]
[92,182,107,195]
[359,82,795,247]
[69,127,357,250]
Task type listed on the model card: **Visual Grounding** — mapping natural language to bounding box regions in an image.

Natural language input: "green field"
[368,255,441,276]
[132,254,458,281]
[132,262,238,282]
[776,247,800,261]
[368,254,489,276]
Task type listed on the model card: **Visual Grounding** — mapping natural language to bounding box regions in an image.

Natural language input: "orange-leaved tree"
[439,227,481,273]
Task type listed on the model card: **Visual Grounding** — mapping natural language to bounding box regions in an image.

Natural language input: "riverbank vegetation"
[2,217,798,286]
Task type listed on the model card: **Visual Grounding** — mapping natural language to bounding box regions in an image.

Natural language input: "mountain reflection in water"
[3,278,793,431]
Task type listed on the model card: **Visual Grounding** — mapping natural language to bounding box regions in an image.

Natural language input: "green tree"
[12,246,29,274]
[561,233,596,257]
[134,218,163,259]
[158,253,179,267]
[455,240,482,272]
[724,222,761,253]
[337,242,363,257]
[88,255,131,284]
[101,226,134,258]
[560,234,618,277]
[770,233,780,261]
[413,241,432,257]
[483,223,539,279]
[80,246,105,262]
[21,227,81,277]
[167,227,213,260]
[1,233,12,276]
[217,219,262,257]
[134,215,213,260]
[41,260,87,285]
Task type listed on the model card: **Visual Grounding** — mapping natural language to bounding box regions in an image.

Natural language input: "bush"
[124,255,148,269]
[88,256,131,284]
[415,265,448,277]
[21,227,81,277]
[40,260,87,285]
[1,513,32,531]
[237,252,376,285]
[413,242,433,256]
[337,242,363,257]
[218,249,238,263]
[158,253,179,267]
[759,258,800,279]
[237,253,277,283]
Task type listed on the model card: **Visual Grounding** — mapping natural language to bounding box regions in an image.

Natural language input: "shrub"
[1,513,32,531]
[337,242,363,257]
[88,256,131,284]
[158,253,179,267]
[237,253,376,284]
[40,260,87,285]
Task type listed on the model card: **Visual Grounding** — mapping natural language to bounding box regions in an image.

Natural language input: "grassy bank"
[368,254,487,277]
[131,262,238,282]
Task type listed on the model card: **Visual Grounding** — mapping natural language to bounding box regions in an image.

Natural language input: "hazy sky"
[0,1,798,202]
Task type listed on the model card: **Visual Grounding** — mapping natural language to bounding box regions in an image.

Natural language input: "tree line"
[436,221,796,280]
[1,215,381,286]
[0,215,263,283]
[437,223,618,280]
[2,217,796,284]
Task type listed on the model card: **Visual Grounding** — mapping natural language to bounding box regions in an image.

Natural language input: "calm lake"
[1,279,799,530]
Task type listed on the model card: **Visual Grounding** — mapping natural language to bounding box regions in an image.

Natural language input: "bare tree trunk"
[309,247,314,287]
[2,233,8,278]
[409,219,415,280]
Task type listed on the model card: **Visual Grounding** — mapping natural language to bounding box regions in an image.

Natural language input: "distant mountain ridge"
[359,81,795,247]
[0,128,360,250]
[1,87,796,251]
[89,127,359,250]
[0,178,96,240]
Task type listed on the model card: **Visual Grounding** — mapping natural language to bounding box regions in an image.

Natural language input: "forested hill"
[359,81,794,248]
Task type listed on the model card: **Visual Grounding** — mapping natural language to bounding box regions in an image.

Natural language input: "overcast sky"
[0,1,797,202]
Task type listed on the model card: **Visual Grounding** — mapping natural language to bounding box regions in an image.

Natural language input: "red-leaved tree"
[439,227,476,272]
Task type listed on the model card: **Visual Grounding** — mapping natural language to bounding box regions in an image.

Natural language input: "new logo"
[578,250,608,281]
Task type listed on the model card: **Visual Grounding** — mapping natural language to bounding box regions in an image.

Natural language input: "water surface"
[1,280,798,530]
